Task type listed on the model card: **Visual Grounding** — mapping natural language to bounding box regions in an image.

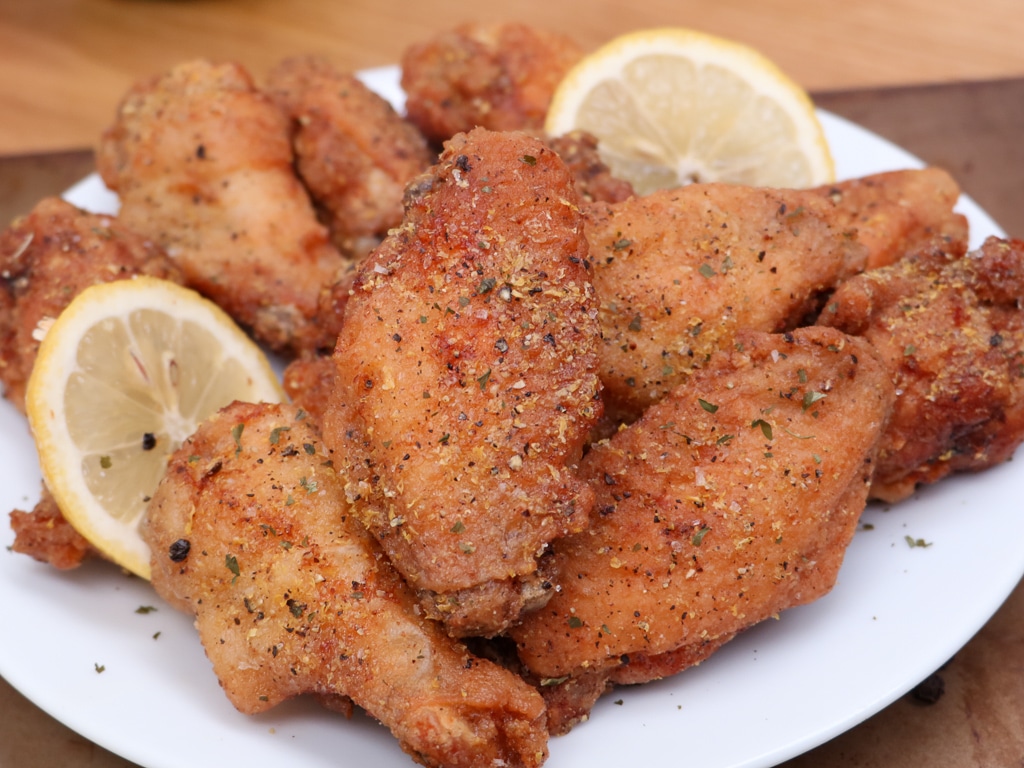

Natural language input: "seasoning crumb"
[910,672,945,704]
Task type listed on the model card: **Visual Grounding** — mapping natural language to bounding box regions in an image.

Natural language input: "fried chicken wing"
[143,401,549,768]
[0,196,183,413]
[818,236,1024,502]
[322,128,602,638]
[9,485,96,570]
[282,353,336,427]
[822,167,968,269]
[96,59,347,356]
[401,23,583,144]
[266,56,434,258]
[545,130,635,204]
[586,182,867,423]
[508,327,894,733]
[586,168,965,424]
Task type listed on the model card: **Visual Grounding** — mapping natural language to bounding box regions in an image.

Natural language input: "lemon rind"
[545,27,835,188]
[25,276,284,580]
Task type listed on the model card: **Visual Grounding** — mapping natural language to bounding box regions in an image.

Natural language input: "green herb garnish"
[231,423,244,455]
[802,391,826,411]
[691,526,711,546]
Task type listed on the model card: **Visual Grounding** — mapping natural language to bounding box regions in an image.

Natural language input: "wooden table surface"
[2,1,1023,767]
[3,0,1024,155]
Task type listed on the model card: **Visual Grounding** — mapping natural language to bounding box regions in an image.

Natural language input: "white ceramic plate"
[1,66,1020,768]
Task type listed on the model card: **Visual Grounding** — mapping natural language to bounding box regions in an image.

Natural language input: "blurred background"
[2,0,1024,154]
[3,0,1023,232]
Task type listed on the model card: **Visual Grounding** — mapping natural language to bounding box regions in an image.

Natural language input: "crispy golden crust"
[584,183,868,423]
[96,59,347,356]
[266,56,434,258]
[401,23,583,144]
[584,168,965,424]
[322,128,602,637]
[143,401,549,768]
[819,236,1024,502]
[509,327,894,731]
[9,485,96,570]
[545,130,635,204]
[822,167,968,269]
[281,354,337,428]
[0,196,183,413]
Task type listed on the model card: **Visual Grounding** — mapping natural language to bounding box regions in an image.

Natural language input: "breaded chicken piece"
[509,327,894,734]
[0,196,183,413]
[266,56,434,259]
[322,128,602,638]
[586,168,965,424]
[9,485,96,570]
[96,59,347,356]
[401,23,583,144]
[586,182,867,423]
[282,353,336,427]
[546,130,635,204]
[818,236,1024,502]
[821,167,968,269]
[143,401,549,768]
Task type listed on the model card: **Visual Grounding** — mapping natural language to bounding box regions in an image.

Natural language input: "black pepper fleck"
[169,539,191,562]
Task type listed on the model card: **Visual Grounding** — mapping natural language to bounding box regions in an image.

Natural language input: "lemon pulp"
[27,277,285,578]
[545,28,834,194]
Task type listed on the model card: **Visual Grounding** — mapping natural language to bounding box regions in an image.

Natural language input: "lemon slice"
[545,27,834,194]
[26,276,285,579]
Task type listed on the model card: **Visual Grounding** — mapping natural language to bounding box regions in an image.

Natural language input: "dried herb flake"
[691,526,711,546]
[905,535,933,549]
[802,391,826,411]
[231,423,245,454]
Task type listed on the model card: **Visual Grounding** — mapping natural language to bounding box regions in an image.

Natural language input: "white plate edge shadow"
[1,63,1021,768]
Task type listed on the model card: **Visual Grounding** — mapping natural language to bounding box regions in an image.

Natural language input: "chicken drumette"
[96,59,349,356]
[143,401,549,768]
[266,55,434,259]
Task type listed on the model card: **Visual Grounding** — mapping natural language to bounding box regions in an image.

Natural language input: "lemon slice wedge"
[545,27,834,194]
[26,276,285,579]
